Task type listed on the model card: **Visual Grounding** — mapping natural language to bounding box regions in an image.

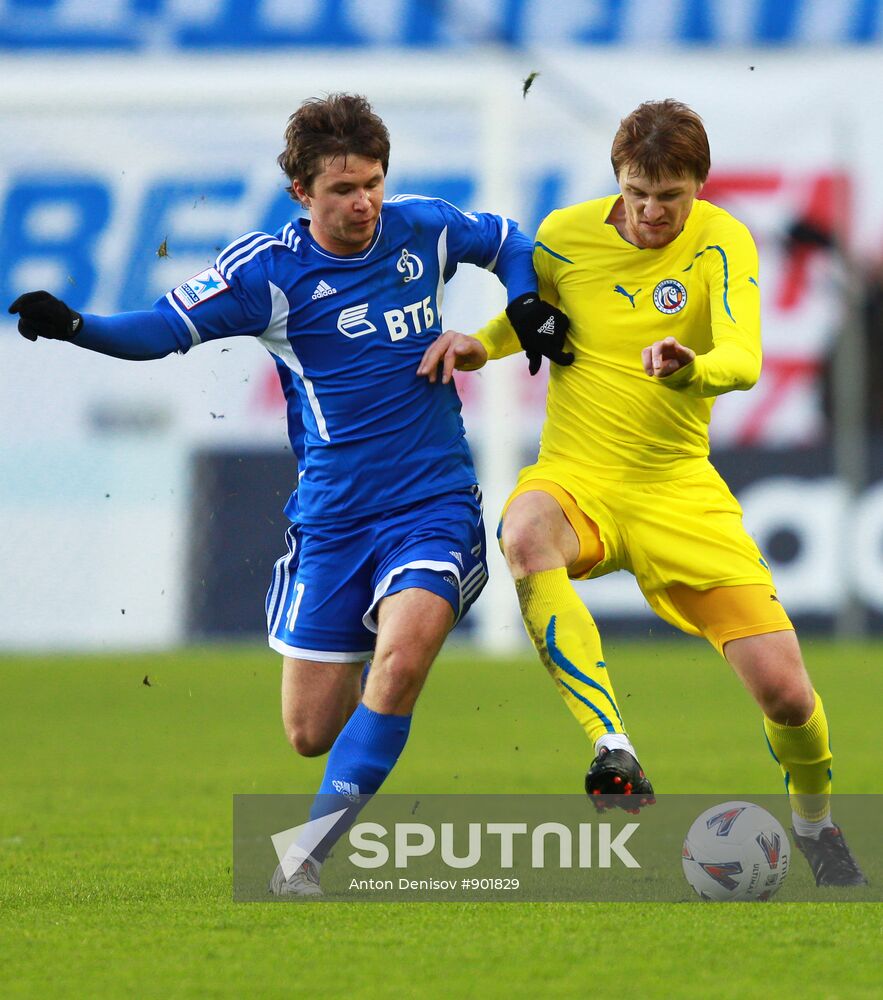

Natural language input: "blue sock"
[308,703,411,862]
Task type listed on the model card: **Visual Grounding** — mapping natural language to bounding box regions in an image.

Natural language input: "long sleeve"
[492,225,538,302]
[474,232,563,360]
[473,310,521,360]
[74,310,191,360]
[659,225,762,397]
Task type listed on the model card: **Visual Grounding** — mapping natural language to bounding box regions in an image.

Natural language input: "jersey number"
[285,582,306,631]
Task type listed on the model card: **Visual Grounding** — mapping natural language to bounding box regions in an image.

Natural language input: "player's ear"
[292,179,310,208]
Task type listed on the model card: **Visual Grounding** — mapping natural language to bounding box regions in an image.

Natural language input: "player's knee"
[759,680,815,726]
[369,650,425,703]
[284,718,334,757]
[500,515,545,576]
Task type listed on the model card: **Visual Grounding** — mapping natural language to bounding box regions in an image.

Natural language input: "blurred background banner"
[0,0,881,48]
[1,3,881,649]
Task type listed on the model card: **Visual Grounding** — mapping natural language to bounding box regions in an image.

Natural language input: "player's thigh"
[501,477,603,577]
[375,587,455,670]
[266,518,376,663]
[364,588,455,714]
[626,468,781,631]
[658,581,796,655]
[367,487,489,631]
[281,656,364,753]
[722,630,814,723]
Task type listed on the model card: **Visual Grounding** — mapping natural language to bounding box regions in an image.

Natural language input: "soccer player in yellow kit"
[418,99,866,887]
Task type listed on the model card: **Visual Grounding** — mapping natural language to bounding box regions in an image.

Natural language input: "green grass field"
[1,638,880,999]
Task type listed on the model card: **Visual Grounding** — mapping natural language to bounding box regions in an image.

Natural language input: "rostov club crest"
[653,278,687,314]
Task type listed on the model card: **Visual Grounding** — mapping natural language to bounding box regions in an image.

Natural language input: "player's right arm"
[416,330,488,385]
[9,236,279,359]
[9,289,194,359]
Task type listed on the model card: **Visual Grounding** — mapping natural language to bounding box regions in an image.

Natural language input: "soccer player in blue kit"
[9,94,570,896]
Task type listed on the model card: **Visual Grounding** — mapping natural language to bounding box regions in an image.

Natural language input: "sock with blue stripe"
[307,703,411,863]
[763,690,832,822]
[516,567,626,746]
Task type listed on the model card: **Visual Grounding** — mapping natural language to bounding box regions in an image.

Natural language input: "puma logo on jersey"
[614,284,641,308]
[312,280,337,300]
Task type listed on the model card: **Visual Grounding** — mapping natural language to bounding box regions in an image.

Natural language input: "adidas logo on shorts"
[312,280,338,300]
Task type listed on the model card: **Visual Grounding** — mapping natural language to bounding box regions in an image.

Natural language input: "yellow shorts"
[503,459,794,655]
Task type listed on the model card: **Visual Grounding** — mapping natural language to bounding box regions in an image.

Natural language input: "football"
[682,801,790,901]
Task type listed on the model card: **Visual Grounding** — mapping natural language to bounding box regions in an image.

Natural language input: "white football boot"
[268,858,323,898]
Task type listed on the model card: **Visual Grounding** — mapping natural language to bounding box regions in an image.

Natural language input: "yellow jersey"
[475,196,762,481]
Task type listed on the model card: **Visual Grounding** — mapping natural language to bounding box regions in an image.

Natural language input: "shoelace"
[291,861,320,886]
[820,830,863,879]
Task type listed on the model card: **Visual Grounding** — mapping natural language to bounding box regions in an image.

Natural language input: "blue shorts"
[265,487,488,661]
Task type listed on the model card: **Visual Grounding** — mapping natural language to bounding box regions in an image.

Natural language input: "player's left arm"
[472,221,563,361]
[647,220,762,396]
[429,200,535,297]
[433,202,571,374]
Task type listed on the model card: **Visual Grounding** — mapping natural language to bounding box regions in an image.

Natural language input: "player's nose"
[643,199,664,221]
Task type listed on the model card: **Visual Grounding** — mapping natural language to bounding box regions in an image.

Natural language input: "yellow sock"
[763,691,832,821]
[515,567,625,745]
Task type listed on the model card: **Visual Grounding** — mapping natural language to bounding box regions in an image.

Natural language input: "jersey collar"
[296,215,384,262]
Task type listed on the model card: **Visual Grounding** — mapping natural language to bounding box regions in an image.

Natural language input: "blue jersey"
[155,196,535,523]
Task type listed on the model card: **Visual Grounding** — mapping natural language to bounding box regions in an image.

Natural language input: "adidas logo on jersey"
[538,317,556,336]
[312,280,338,300]
[449,550,464,568]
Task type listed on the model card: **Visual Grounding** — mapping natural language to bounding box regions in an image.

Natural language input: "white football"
[682,801,790,901]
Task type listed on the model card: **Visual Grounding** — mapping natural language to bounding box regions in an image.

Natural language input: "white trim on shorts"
[362,559,462,634]
[268,635,373,662]
[266,526,298,638]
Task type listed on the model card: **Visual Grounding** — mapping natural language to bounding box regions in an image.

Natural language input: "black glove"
[505,293,573,376]
[8,290,83,342]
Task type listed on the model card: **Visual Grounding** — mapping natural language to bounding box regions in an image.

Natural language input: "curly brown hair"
[277,93,391,199]
[611,99,710,184]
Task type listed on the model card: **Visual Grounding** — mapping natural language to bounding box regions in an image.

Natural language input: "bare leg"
[281,656,363,757]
